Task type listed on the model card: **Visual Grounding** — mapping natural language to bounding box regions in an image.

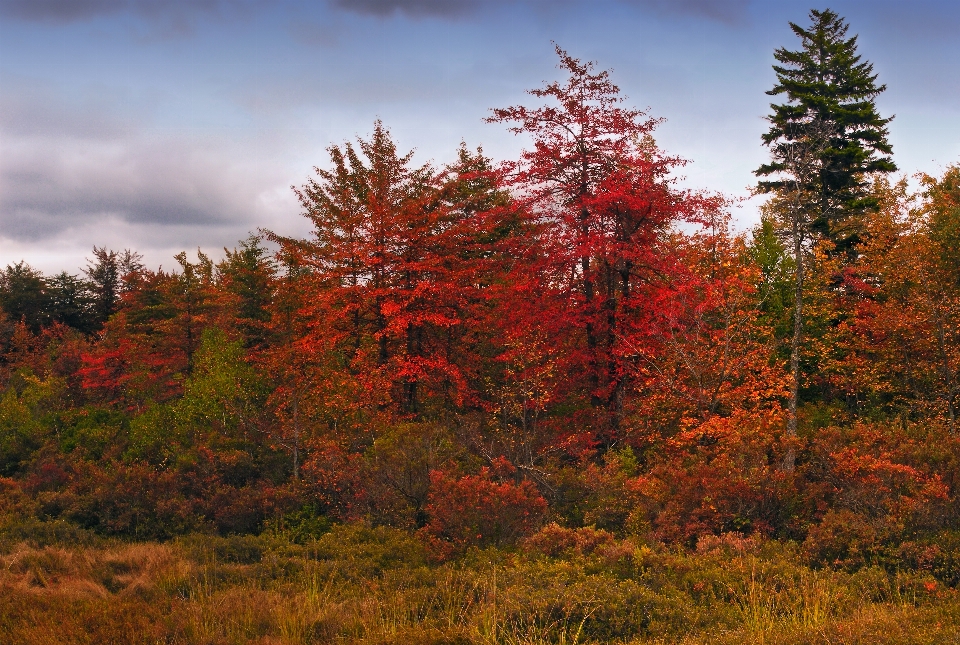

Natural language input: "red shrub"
[421,467,547,555]
[806,423,951,530]
[641,412,792,543]
[524,523,618,557]
[300,439,368,522]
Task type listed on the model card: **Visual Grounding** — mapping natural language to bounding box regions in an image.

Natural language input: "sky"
[1,0,958,275]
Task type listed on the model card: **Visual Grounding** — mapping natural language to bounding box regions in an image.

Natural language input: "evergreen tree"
[0,262,50,334]
[756,8,896,255]
[219,235,276,348]
[755,9,897,466]
[47,271,96,333]
[85,247,121,327]
[85,247,144,329]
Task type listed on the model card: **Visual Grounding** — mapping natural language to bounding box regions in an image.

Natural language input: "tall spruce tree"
[756,8,896,256]
[756,9,895,467]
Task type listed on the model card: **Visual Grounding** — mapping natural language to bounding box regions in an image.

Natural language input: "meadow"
[2,520,958,644]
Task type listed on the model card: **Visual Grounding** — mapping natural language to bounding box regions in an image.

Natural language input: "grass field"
[2,521,958,644]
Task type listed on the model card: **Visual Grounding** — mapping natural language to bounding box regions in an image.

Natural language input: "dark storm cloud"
[333,0,749,22]
[0,0,125,22]
[0,0,262,24]
[0,136,251,241]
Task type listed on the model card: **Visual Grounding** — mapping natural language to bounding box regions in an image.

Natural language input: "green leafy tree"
[127,329,267,465]
[176,327,265,444]
[925,165,960,284]
[0,372,63,476]
[750,216,795,348]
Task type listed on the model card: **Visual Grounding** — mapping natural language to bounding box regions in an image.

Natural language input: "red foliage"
[489,46,723,443]
[807,424,951,528]
[2,56,960,565]
[299,439,368,522]
[524,523,619,558]
[78,314,180,410]
[421,467,547,555]
[271,127,516,420]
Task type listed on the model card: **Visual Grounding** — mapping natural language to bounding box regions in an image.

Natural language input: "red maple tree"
[488,46,721,443]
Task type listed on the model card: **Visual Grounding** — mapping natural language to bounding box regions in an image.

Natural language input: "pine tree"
[85,247,144,329]
[756,9,896,467]
[756,8,896,256]
[219,235,276,348]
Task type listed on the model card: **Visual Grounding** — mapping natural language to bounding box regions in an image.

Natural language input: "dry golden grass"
[1,541,185,597]
[1,526,958,644]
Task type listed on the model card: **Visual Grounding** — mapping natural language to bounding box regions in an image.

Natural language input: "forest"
[2,9,960,644]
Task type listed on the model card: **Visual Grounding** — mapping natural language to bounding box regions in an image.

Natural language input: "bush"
[300,439,368,522]
[524,523,618,557]
[180,533,269,564]
[802,509,879,570]
[0,517,100,551]
[896,531,960,587]
[29,458,200,539]
[264,503,333,544]
[421,466,547,556]
[311,523,429,579]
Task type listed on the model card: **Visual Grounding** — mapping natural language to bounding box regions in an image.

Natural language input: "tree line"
[1,10,959,570]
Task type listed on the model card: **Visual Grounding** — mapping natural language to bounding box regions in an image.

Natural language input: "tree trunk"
[291,389,300,480]
[581,207,601,407]
[785,206,804,472]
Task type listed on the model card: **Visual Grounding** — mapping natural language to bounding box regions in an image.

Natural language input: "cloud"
[623,0,750,25]
[1,137,256,240]
[330,0,486,19]
[0,127,300,273]
[331,0,749,23]
[0,0,125,23]
[0,0,263,27]
[0,77,291,250]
